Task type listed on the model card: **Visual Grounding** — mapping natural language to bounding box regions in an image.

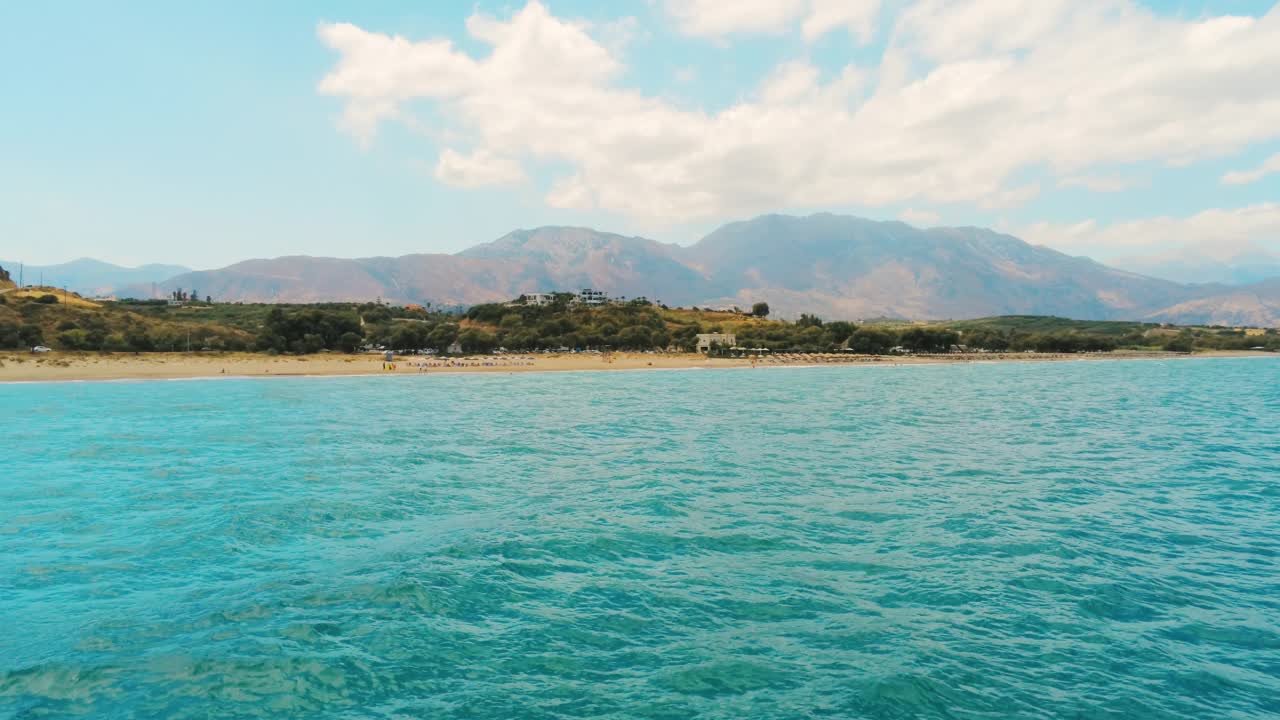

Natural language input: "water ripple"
[1,359,1278,718]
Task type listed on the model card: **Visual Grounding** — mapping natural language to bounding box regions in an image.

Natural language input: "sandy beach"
[0,349,1272,383]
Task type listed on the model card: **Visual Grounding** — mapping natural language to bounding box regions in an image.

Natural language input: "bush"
[457,328,496,354]
[0,321,21,349]
[899,327,960,353]
[338,332,364,353]
[848,327,897,354]
[615,325,653,349]
[103,333,131,352]
[36,294,58,304]
[260,308,362,354]
[19,325,43,347]
[124,328,156,352]
[57,328,93,350]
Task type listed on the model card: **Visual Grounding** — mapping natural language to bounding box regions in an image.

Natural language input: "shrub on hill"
[258,307,362,354]
[0,320,21,349]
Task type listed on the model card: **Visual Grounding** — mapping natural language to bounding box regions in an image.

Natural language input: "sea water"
[2,359,1278,719]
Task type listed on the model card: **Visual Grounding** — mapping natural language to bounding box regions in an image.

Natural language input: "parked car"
[31,346,52,353]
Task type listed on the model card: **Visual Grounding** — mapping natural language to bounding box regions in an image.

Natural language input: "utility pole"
[18,263,23,287]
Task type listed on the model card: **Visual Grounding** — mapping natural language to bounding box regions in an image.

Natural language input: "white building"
[519,293,554,306]
[695,333,736,352]
[577,288,607,306]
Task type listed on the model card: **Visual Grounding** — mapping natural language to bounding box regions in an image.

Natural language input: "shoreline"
[0,349,1273,384]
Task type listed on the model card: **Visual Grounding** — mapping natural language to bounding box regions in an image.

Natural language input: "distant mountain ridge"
[682,215,1194,321]
[459,227,707,305]
[0,258,190,297]
[91,215,1280,326]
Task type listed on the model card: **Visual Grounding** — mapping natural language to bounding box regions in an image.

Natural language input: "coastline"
[0,349,1273,384]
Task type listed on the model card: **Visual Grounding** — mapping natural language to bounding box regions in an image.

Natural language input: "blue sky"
[2,0,1279,269]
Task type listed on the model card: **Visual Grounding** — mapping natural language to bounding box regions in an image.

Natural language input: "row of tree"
[170,288,211,303]
[0,317,255,352]
[6,291,1277,355]
[262,302,1280,355]
[465,301,675,351]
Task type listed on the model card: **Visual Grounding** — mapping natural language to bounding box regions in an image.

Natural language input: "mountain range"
[22,215,1280,326]
[0,258,190,297]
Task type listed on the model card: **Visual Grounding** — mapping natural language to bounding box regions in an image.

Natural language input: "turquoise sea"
[2,359,1279,719]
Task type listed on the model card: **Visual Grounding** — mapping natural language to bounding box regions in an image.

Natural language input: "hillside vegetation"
[1,291,1276,355]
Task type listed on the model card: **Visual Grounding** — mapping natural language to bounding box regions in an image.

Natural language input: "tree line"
[2,291,1276,355]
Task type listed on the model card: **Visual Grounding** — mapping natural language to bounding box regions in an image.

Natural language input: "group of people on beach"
[752,353,888,365]
[387,357,539,372]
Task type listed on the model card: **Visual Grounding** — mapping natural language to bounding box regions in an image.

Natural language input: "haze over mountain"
[1113,242,1280,286]
[111,214,1280,326]
[0,258,190,297]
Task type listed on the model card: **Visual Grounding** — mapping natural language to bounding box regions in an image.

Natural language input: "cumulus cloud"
[318,1,1280,230]
[546,175,594,209]
[1222,152,1280,185]
[664,0,882,42]
[1019,203,1280,256]
[803,0,883,42]
[435,148,525,187]
[665,0,807,37]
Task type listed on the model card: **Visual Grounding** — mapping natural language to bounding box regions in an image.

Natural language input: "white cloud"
[319,1,1280,227]
[899,208,940,226]
[595,16,643,56]
[759,61,822,104]
[665,0,805,38]
[1222,152,1280,185]
[663,0,881,42]
[979,183,1042,210]
[546,175,594,209]
[802,0,882,42]
[1019,203,1280,256]
[434,148,525,187]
